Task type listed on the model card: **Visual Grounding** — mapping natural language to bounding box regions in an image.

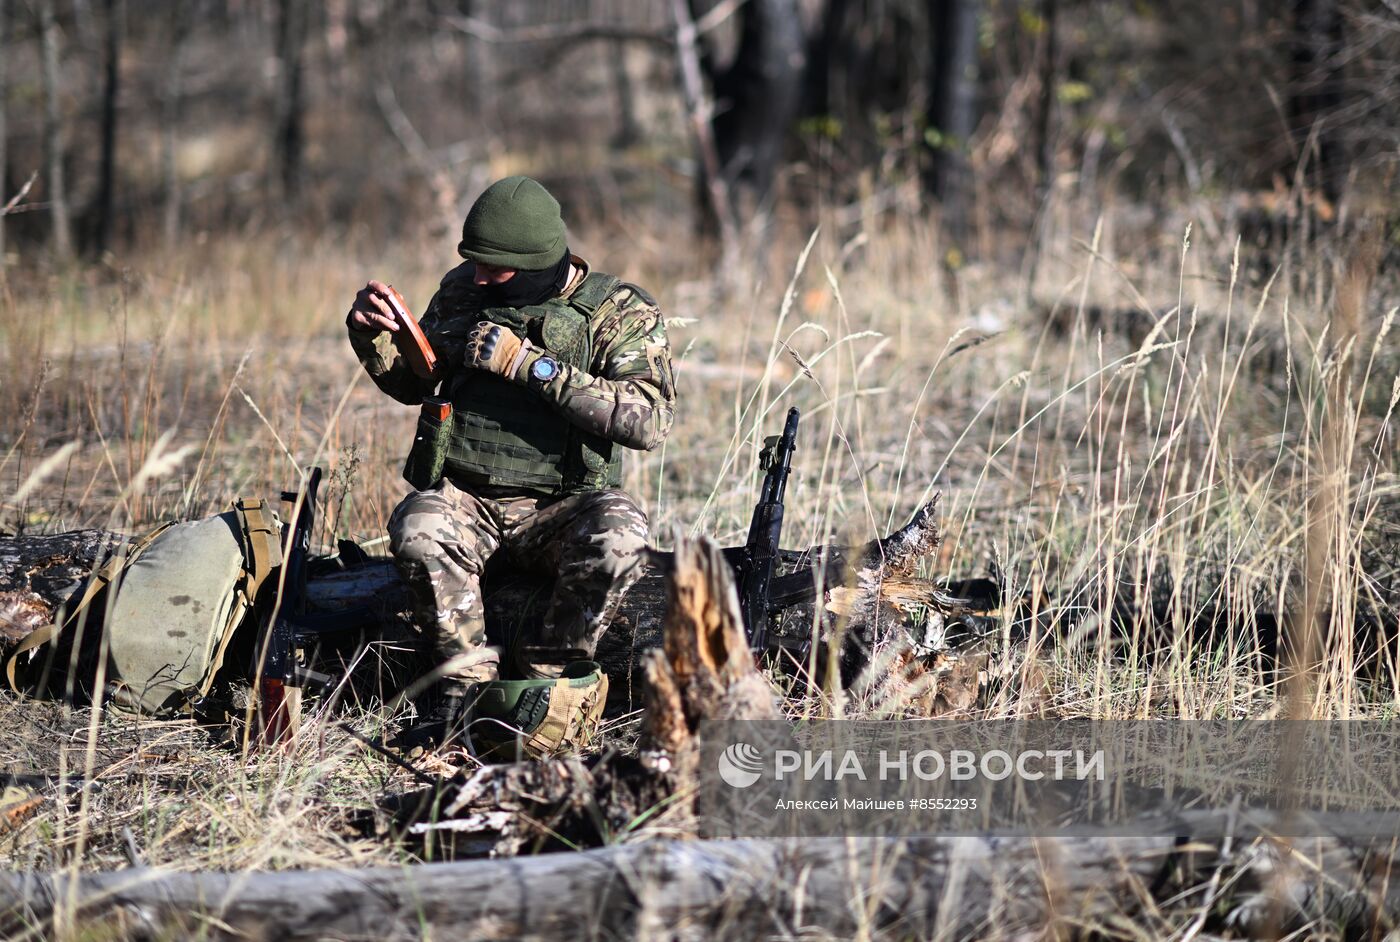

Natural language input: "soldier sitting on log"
[344,176,677,754]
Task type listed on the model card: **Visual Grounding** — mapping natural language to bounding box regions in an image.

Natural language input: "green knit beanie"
[457,176,567,269]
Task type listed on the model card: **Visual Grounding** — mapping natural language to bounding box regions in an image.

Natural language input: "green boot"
[471,662,609,760]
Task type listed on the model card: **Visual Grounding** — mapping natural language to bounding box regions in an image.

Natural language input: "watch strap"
[507,339,540,381]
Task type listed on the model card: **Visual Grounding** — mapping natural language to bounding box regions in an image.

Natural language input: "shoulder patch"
[615,282,659,308]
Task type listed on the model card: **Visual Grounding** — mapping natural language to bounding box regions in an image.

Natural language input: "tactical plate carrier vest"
[409,272,624,496]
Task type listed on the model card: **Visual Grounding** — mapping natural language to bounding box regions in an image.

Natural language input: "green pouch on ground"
[470,661,609,760]
[403,397,453,491]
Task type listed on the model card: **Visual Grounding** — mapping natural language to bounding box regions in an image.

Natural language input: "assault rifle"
[253,467,384,744]
[254,466,322,743]
[738,408,799,653]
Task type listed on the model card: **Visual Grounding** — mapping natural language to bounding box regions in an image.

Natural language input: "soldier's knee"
[585,489,649,531]
[592,528,649,581]
[568,492,647,573]
[389,525,442,567]
[388,510,489,575]
[390,522,459,574]
[389,490,446,542]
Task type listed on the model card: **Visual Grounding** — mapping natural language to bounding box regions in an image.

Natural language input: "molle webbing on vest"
[429,272,626,495]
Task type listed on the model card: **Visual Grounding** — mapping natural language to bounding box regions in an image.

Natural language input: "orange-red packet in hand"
[377,285,439,380]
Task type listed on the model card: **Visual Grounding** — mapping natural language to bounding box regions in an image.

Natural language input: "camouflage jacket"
[349,257,676,452]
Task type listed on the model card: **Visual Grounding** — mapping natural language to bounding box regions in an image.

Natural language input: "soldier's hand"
[464,321,536,380]
[346,280,400,334]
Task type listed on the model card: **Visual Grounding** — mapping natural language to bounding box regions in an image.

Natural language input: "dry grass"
[1,200,1397,939]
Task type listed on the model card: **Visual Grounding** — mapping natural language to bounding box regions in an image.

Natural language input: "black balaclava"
[481,249,572,308]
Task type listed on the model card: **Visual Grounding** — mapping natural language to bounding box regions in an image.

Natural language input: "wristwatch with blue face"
[530,356,560,383]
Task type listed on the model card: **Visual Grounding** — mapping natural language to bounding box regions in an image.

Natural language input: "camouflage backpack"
[4,499,281,717]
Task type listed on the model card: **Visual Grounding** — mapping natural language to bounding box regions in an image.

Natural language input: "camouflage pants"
[388,479,650,682]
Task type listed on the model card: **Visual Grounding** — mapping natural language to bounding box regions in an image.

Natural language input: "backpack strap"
[233,497,281,594]
[4,522,175,695]
[197,498,283,698]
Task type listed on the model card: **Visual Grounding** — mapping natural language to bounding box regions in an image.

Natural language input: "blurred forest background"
[1,0,1395,275]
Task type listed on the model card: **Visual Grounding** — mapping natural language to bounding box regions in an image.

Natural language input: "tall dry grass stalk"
[1286,235,1383,717]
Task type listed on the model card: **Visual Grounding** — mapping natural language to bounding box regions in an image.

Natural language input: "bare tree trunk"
[160,4,190,247]
[0,0,8,271]
[1023,0,1058,299]
[450,0,484,123]
[801,0,844,124]
[608,38,639,150]
[38,0,73,263]
[1290,0,1347,207]
[323,0,348,84]
[925,0,981,244]
[705,0,806,220]
[1034,0,1058,217]
[670,0,740,273]
[273,0,309,203]
[93,0,121,257]
[682,0,805,250]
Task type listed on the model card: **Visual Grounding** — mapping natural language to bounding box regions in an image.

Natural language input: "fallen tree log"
[4,811,1395,941]
[0,500,966,711]
[0,529,120,646]
[0,835,1174,940]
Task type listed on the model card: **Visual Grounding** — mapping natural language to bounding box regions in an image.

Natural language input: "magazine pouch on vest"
[402,397,454,491]
[4,499,282,718]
